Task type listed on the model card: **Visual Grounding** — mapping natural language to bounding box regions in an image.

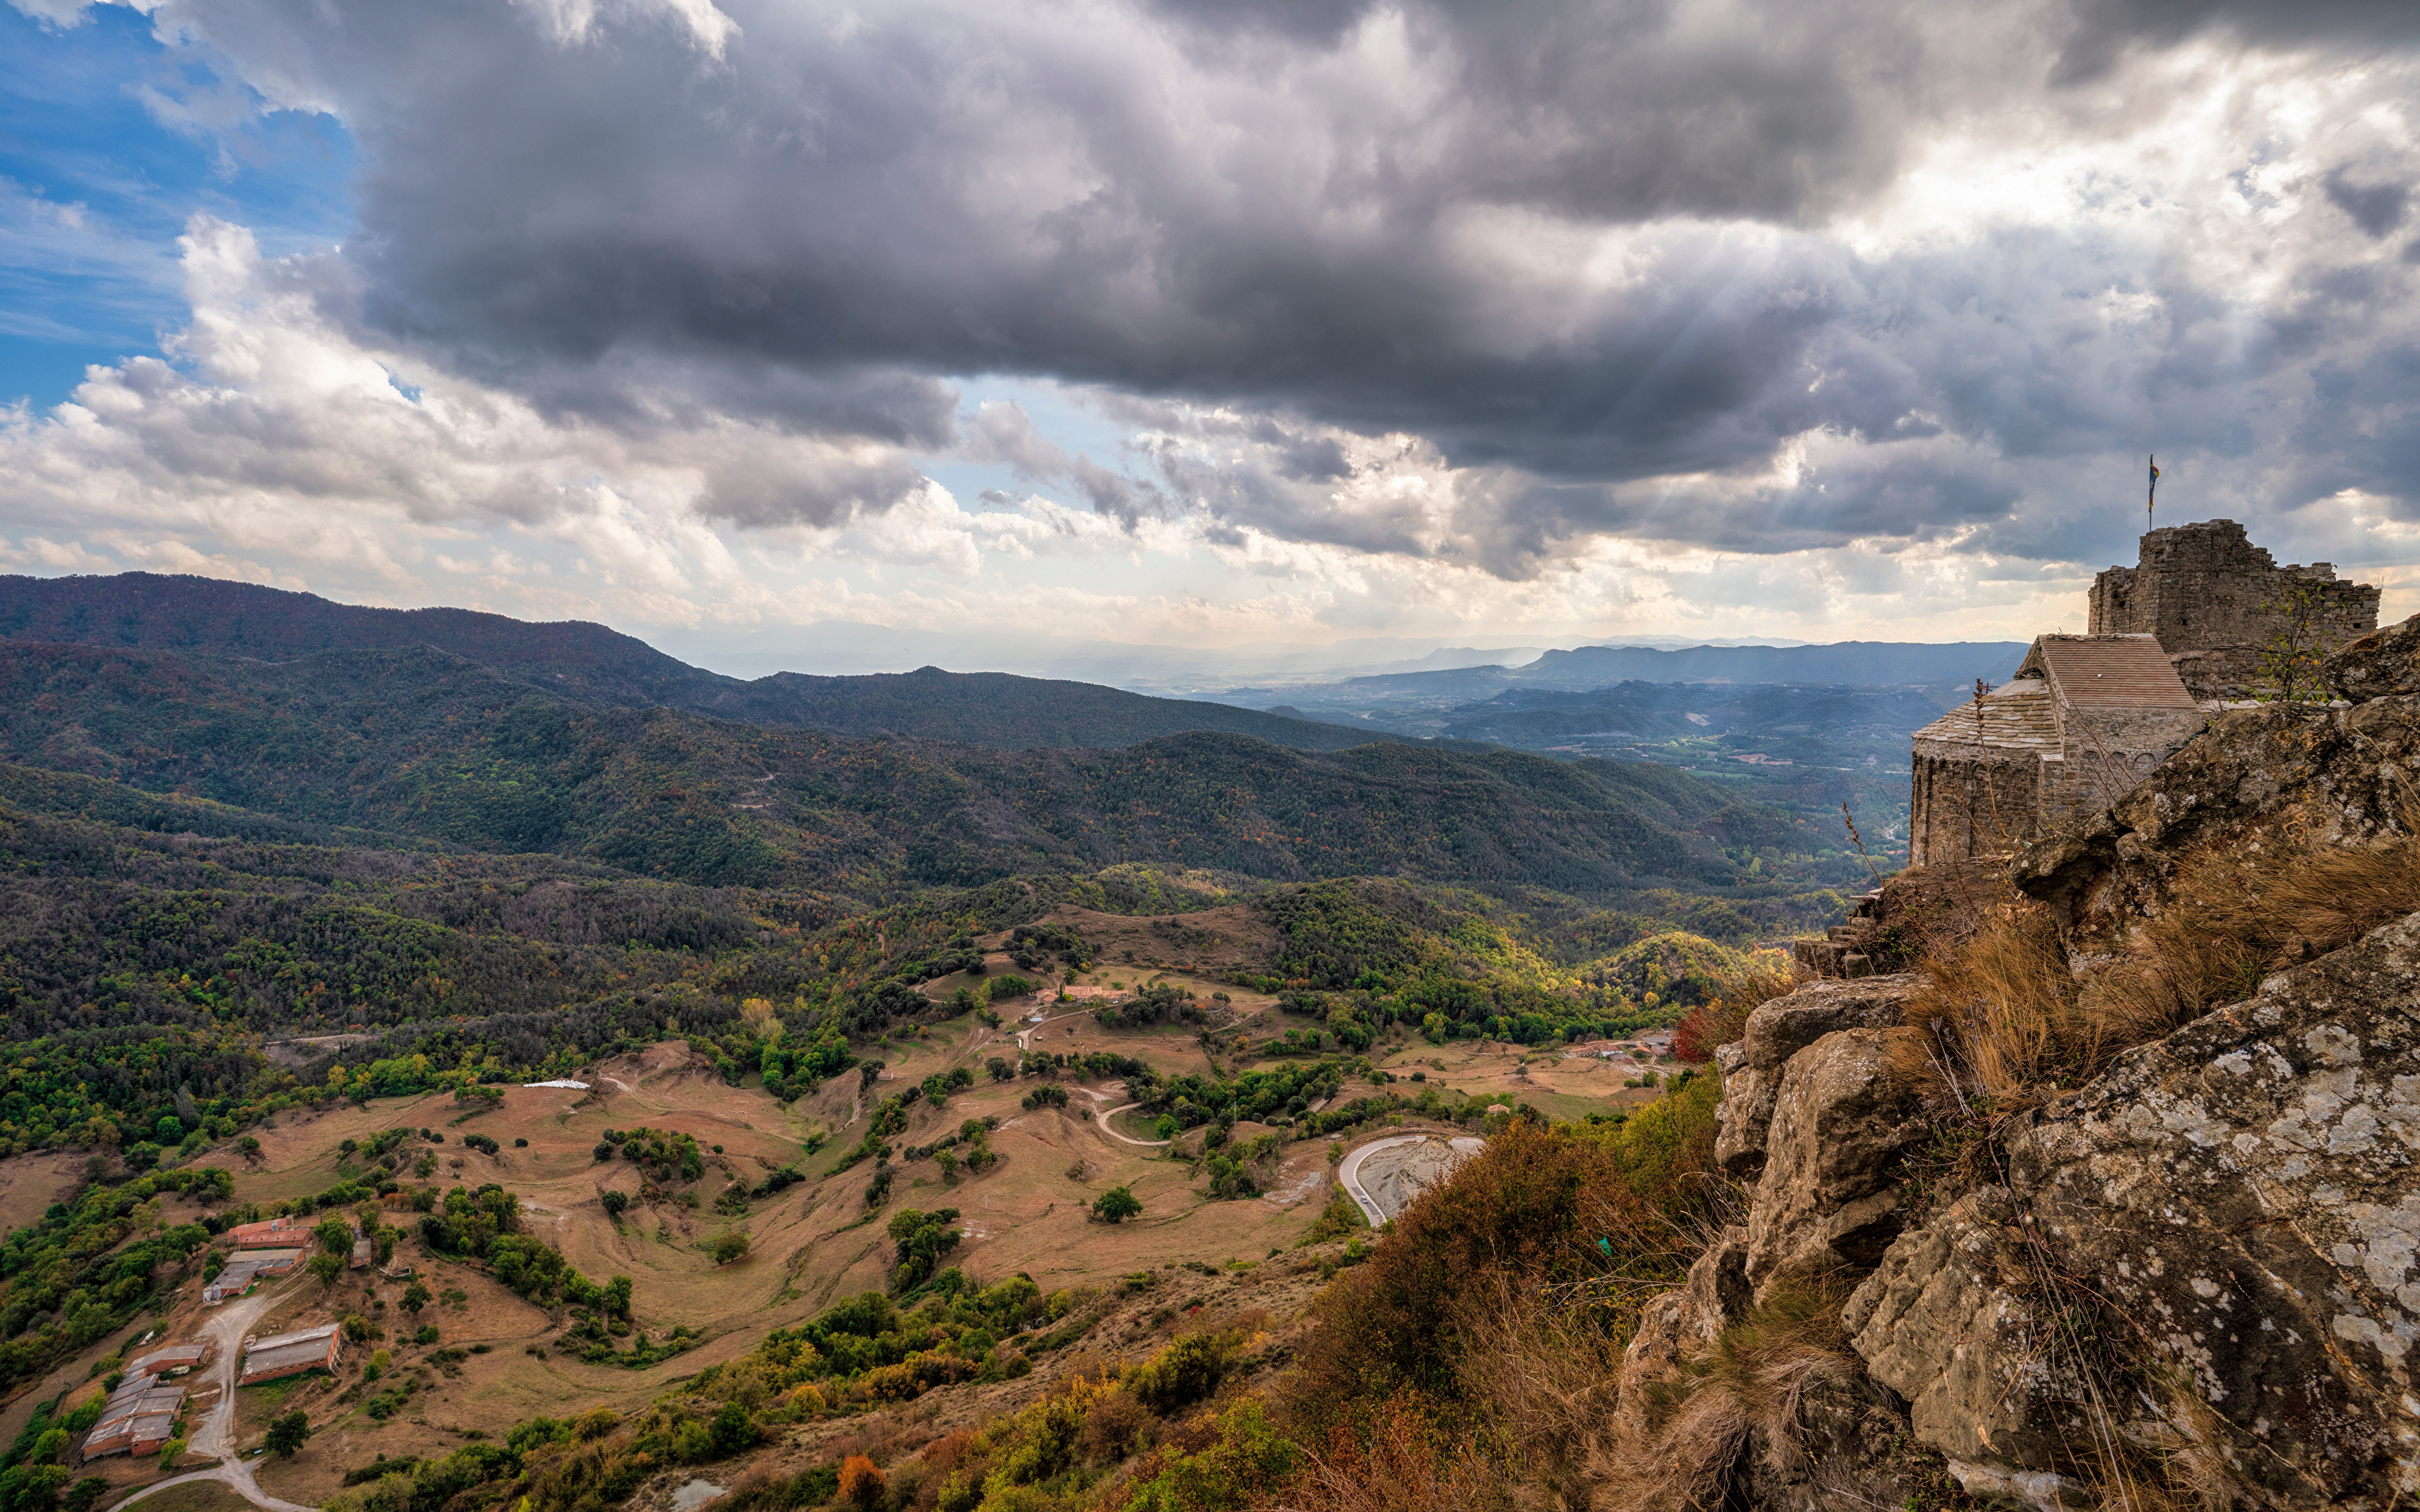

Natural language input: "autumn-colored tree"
[836,1453,884,1507]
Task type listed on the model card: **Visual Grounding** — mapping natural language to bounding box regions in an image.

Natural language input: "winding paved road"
[1335,1135,1426,1227]
[1336,1134,1485,1227]
[113,1283,315,1512]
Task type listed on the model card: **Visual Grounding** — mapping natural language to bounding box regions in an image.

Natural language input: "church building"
[1906,520,2380,868]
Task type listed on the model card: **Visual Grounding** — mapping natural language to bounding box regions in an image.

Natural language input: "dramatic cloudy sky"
[3,0,2417,667]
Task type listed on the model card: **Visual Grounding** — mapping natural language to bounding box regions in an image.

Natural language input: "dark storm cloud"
[693,449,928,528]
[2054,0,2420,82]
[146,0,2420,568]
[2323,169,2412,240]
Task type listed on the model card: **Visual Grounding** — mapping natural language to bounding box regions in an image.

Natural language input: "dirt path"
[1089,1101,1169,1148]
[112,1283,316,1512]
[1012,1011,1093,1051]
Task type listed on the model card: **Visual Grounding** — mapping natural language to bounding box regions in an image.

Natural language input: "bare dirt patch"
[105,1479,255,1512]
[0,1148,92,1239]
[1035,903,1279,980]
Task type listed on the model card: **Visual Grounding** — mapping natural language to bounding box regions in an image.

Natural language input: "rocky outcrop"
[1712,975,1922,1180]
[1847,909,2420,1510]
[2012,694,2420,943]
[1790,888,1885,977]
[2326,612,2420,701]
[1617,656,2420,1511]
[1743,1028,1927,1300]
[1615,978,1937,1512]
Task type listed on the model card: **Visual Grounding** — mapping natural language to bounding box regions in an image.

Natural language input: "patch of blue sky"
[918,375,1147,517]
[0,1,354,407]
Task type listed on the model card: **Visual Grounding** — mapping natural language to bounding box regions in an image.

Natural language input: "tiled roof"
[1913,677,2058,751]
[2020,634,2197,709]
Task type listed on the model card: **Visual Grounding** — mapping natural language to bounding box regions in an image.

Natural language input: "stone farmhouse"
[202,1247,301,1303]
[1908,520,2378,867]
[125,1342,211,1378]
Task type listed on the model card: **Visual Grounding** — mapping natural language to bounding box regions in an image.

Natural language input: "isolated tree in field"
[238,1135,263,1167]
[1092,1185,1143,1223]
[265,1410,312,1457]
[885,1208,962,1289]
[706,1230,752,1265]
[401,1280,431,1315]
[601,1189,630,1217]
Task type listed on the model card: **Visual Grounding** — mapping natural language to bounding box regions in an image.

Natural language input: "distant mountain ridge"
[1519,639,2029,687]
[0,573,1412,753]
[0,634,1817,898]
[1335,639,2029,696]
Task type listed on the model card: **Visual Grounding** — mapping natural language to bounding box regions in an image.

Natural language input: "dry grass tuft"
[1901,806,2420,1114]
[1599,1278,1863,1512]
[2083,809,2420,1068]
[1453,1272,1634,1509]
[1894,882,2082,1109]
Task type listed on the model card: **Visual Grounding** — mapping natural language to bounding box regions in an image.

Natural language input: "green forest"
[0,605,1864,1162]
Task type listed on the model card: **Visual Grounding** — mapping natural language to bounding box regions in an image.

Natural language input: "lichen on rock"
[1848,910,2420,1509]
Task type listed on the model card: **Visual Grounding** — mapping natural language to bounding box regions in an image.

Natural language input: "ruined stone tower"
[1906,519,2381,868]
[2089,518,2379,700]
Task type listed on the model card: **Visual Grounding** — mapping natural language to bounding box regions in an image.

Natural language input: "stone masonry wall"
[2034,705,2204,830]
[1908,743,2039,866]
[2089,518,2379,699]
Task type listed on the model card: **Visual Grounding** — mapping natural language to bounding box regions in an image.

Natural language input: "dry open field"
[0,920,1657,1502]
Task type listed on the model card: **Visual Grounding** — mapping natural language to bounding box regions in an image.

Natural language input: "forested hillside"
[0,763,1804,1158]
[0,573,1402,753]
[0,638,1831,898]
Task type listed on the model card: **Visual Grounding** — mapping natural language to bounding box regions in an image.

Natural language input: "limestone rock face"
[1742,1028,1927,1302]
[1847,911,2420,1510]
[2012,696,2420,942]
[1711,975,1923,1179]
[2327,612,2420,701]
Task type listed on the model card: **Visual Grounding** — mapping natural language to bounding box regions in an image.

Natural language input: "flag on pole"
[2147,455,2159,531]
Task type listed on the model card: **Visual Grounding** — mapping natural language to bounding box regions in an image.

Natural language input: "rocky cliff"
[1615,617,2420,1511]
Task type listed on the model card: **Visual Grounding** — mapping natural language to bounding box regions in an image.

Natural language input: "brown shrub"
[1286,1100,1720,1444]
[836,1453,884,1507]
[1277,1078,1728,1511]
[1075,1386,1150,1465]
[1281,1392,1509,1512]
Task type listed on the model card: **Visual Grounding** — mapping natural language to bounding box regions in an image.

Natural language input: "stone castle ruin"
[2089,517,2380,700]
[1907,519,2379,868]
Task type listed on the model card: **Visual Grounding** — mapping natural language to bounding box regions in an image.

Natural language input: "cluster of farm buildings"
[76,1217,355,1462]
